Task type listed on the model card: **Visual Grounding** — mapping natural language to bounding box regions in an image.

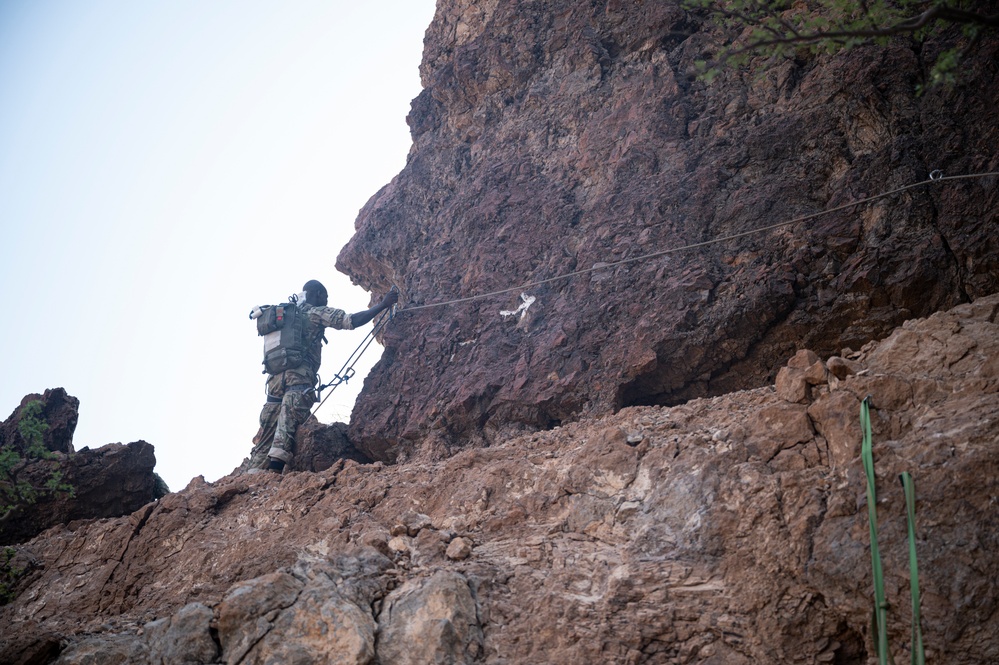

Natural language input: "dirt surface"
[3,294,997,664]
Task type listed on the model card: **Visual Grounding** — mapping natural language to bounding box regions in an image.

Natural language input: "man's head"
[303,280,328,307]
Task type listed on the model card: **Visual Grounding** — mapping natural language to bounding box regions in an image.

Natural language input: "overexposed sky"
[0,1,437,490]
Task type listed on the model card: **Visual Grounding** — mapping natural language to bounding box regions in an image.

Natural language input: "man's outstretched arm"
[350,289,398,328]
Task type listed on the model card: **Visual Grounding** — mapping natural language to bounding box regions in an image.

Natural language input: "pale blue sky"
[0,1,437,490]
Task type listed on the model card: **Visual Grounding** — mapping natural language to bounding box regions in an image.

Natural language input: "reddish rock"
[807,389,863,467]
[2,295,996,665]
[445,536,473,561]
[293,419,372,472]
[143,602,218,665]
[377,571,483,665]
[0,387,79,455]
[337,2,999,461]
[826,356,859,379]
[775,365,811,403]
[1,388,166,545]
[787,350,821,371]
[746,402,815,461]
[803,359,829,386]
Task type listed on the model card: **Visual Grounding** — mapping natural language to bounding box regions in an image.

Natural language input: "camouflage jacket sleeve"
[305,305,355,331]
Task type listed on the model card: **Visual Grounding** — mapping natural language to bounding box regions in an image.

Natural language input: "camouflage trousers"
[247,382,316,470]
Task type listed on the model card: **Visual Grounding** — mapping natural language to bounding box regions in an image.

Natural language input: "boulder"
[377,571,483,665]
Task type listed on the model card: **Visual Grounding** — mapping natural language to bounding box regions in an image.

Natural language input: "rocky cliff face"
[4,4,997,663]
[2,294,997,664]
[337,0,999,462]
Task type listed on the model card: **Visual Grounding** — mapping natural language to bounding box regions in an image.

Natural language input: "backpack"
[252,301,319,375]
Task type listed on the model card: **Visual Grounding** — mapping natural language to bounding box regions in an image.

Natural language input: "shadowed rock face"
[1,388,166,545]
[0,388,79,456]
[3,294,998,664]
[336,0,999,462]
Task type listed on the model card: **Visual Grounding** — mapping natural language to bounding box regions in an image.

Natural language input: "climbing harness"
[397,169,999,313]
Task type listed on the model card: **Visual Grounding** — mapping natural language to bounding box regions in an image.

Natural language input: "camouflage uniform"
[246,303,354,471]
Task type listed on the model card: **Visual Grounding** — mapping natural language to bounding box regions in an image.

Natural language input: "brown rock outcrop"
[293,419,372,471]
[1,440,164,545]
[234,418,372,477]
[215,558,384,665]
[2,293,997,664]
[1,389,167,545]
[0,388,79,456]
[377,570,483,665]
[337,0,999,461]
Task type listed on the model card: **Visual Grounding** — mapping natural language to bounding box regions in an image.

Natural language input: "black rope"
[310,306,395,418]
[396,169,999,313]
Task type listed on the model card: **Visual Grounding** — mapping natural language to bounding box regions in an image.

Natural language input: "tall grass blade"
[861,396,890,665]
[899,472,925,665]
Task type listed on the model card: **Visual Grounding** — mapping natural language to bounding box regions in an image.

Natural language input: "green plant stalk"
[900,472,925,665]
[861,397,890,665]
[1,546,25,605]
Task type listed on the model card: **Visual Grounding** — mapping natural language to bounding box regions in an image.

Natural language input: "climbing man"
[245,279,398,474]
